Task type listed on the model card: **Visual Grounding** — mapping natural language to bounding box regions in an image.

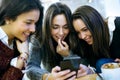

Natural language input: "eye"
[26,22,32,25]
[52,25,59,29]
[83,28,88,31]
[63,25,69,29]
[82,27,88,32]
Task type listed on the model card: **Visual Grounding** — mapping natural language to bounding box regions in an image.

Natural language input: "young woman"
[26,2,94,80]
[0,0,43,79]
[72,5,120,73]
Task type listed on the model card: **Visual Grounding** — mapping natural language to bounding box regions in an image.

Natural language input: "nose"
[29,24,35,33]
[59,28,64,36]
[79,32,86,39]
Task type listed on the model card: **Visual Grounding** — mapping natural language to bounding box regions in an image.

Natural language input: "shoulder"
[30,35,42,48]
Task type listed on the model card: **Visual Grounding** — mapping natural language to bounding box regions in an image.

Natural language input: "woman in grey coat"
[26,2,77,80]
[26,2,93,80]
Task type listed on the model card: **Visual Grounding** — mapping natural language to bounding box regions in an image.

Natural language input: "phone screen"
[60,57,81,71]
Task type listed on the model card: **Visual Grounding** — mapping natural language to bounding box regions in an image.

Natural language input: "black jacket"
[110,17,120,58]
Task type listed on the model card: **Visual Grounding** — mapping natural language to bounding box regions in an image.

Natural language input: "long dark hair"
[72,5,110,59]
[0,0,43,56]
[0,0,43,41]
[41,2,77,71]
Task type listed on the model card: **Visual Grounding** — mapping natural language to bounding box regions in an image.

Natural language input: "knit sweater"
[0,40,23,80]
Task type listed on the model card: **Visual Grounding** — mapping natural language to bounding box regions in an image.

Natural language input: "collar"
[0,27,8,44]
[108,16,116,32]
[0,27,13,49]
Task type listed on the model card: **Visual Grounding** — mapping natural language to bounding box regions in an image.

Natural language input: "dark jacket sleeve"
[1,66,23,80]
[110,17,120,58]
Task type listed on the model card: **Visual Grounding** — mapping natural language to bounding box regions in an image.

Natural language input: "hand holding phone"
[60,55,88,71]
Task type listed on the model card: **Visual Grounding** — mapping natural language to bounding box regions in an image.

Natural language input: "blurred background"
[41,0,120,19]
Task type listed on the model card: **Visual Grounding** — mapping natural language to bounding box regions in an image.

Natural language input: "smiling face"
[4,10,40,42]
[73,19,93,45]
[51,14,69,42]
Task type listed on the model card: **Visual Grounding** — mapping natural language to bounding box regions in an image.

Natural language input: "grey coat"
[26,38,49,80]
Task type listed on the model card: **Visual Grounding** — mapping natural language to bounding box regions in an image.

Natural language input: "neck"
[1,25,14,45]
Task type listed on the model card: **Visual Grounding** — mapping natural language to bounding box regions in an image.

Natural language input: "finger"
[115,58,120,62]
[61,41,69,48]
[77,70,87,78]
[52,69,71,79]
[57,38,64,48]
[67,75,76,80]
[58,69,70,75]
[62,71,76,79]
[80,64,88,69]
[52,66,61,73]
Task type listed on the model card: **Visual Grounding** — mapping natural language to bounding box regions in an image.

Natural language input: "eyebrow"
[81,27,87,30]
[27,19,34,22]
[52,24,68,27]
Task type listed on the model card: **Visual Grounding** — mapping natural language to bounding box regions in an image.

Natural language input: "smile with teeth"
[23,32,30,38]
[85,37,91,42]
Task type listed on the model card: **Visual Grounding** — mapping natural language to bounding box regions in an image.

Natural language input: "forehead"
[52,14,67,24]
[73,19,86,29]
[16,10,40,21]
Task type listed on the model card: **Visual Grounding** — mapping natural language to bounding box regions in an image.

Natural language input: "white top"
[107,16,116,45]
[0,27,13,49]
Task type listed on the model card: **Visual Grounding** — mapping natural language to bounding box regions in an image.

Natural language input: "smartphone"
[60,56,81,71]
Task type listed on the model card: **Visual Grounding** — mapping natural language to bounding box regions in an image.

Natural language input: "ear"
[4,17,12,25]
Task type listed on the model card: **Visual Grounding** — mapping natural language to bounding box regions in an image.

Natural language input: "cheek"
[78,34,82,39]
[51,29,58,36]
[14,22,26,31]
[78,34,80,38]
[65,30,69,35]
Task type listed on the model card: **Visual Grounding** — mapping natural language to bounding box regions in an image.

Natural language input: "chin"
[19,38,27,42]
[88,42,93,45]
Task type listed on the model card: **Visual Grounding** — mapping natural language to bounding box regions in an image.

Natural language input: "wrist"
[20,52,29,56]
[87,65,95,74]
[63,51,73,58]
[43,73,51,80]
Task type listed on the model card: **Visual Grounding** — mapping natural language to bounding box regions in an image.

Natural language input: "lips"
[84,36,93,45]
[84,37,91,43]
[85,39,90,42]
[23,32,30,38]
[57,36,64,41]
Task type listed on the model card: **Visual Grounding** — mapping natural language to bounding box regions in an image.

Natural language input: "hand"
[115,58,120,63]
[48,66,76,80]
[76,64,92,78]
[16,40,29,69]
[56,39,70,57]
[16,40,29,54]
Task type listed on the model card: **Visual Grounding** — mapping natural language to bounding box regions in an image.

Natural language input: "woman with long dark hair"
[0,0,43,79]
[72,5,120,73]
[26,2,94,80]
